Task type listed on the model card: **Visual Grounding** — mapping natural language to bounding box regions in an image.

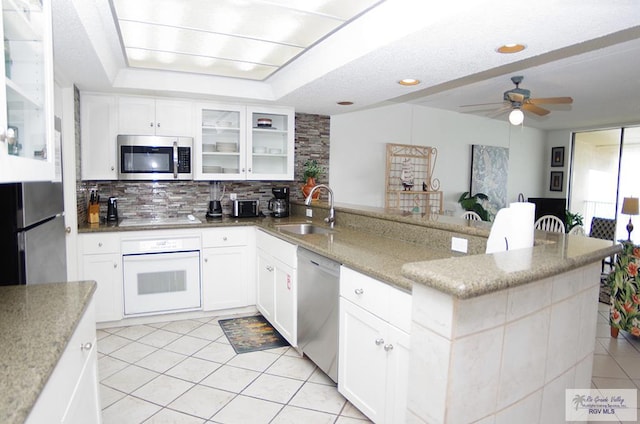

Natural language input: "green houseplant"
[302,159,324,199]
[458,191,491,221]
[565,209,584,233]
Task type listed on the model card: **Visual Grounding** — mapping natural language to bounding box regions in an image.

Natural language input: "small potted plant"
[302,159,324,199]
[458,191,491,221]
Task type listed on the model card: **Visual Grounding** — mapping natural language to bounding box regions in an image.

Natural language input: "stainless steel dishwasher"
[297,247,340,383]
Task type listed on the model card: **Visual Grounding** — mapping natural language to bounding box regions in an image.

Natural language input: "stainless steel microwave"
[117,135,193,180]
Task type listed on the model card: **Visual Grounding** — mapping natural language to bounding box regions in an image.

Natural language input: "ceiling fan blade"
[522,103,550,116]
[459,101,505,108]
[486,106,511,118]
[528,97,573,105]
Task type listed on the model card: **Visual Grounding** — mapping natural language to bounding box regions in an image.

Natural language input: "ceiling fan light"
[509,108,524,125]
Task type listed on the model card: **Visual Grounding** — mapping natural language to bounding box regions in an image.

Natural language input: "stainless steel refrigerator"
[0,182,67,285]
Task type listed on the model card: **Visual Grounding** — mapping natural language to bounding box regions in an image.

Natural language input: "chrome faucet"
[305,184,335,228]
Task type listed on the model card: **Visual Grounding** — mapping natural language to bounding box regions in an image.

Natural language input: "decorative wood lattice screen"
[385,143,442,214]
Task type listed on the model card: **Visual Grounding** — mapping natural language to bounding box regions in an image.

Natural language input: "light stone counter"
[0,281,96,424]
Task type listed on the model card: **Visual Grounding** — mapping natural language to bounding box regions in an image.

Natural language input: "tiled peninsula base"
[407,263,600,423]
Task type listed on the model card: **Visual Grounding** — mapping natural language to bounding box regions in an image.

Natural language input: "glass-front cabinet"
[195,104,294,181]
[0,0,55,182]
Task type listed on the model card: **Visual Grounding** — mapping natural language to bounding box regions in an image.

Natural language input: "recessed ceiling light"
[337,101,354,106]
[399,78,420,86]
[497,43,526,54]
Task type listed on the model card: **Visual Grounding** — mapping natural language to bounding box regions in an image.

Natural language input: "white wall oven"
[122,235,201,316]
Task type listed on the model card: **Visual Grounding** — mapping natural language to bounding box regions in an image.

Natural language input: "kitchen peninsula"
[78,201,619,423]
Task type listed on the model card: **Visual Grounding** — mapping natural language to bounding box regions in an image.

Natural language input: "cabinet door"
[154,99,192,136]
[195,104,246,180]
[338,298,387,422]
[118,96,156,135]
[274,260,296,346]
[385,326,410,424]
[246,107,294,180]
[0,0,55,182]
[256,250,275,321]
[62,344,101,424]
[80,93,117,180]
[202,246,250,311]
[82,253,122,322]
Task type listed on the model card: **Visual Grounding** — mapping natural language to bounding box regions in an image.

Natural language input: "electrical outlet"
[230,193,237,201]
[306,208,313,218]
[451,237,468,253]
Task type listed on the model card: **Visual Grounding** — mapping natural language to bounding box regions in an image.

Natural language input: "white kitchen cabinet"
[201,227,253,311]
[79,233,122,323]
[80,93,118,180]
[118,96,193,136]
[255,230,297,346]
[26,300,101,424]
[194,104,294,181]
[338,267,411,424]
[0,0,55,182]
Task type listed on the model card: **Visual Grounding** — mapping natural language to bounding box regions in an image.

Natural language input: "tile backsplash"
[76,109,330,220]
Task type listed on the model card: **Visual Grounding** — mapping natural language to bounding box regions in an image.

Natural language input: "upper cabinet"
[0,0,55,182]
[195,104,294,181]
[81,93,118,180]
[118,96,193,137]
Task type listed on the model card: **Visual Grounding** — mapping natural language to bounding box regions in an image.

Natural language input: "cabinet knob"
[113,263,117,268]
[157,123,160,127]
[354,288,364,295]
[375,338,384,346]
[266,265,274,272]
[111,166,115,171]
[384,344,394,352]
[150,122,154,127]
[223,236,228,241]
[65,226,71,234]
[248,168,252,173]
[241,168,245,173]
[204,258,208,263]
[80,342,92,351]
[98,242,103,247]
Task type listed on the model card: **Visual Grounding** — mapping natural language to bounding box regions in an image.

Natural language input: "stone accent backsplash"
[76,111,330,220]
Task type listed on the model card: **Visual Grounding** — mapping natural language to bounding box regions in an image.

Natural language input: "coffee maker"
[269,187,289,218]
[106,197,118,222]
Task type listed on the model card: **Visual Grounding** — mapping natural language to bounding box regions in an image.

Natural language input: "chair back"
[568,225,586,236]
[589,217,616,241]
[462,211,481,221]
[534,215,566,233]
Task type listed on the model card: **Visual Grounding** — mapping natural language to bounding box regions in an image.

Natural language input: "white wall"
[545,130,573,198]
[330,103,548,214]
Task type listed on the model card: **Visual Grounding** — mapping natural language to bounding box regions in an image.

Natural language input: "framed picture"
[550,171,563,192]
[551,146,564,167]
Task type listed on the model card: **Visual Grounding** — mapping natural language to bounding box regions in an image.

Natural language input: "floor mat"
[218,315,289,354]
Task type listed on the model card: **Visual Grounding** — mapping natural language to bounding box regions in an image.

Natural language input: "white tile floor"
[97,314,372,424]
[98,303,640,424]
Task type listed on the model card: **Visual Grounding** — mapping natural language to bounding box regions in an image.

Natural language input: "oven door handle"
[173,141,179,179]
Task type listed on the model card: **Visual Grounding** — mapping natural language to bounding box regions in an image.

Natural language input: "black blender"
[206,182,223,219]
[269,187,290,218]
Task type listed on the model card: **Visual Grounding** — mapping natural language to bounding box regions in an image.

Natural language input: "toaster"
[232,199,260,217]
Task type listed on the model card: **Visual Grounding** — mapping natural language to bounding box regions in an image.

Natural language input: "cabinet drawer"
[80,233,120,254]
[202,227,248,247]
[340,266,389,319]
[256,230,297,267]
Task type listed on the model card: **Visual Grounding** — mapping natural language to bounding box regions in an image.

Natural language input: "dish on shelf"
[223,167,239,173]
[203,165,222,173]
[257,118,272,127]
[253,126,277,130]
[268,148,282,154]
[253,146,267,154]
[203,144,216,152]
[216,142,237,152]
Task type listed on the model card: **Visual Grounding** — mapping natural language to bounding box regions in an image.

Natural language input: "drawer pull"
[98,242,103,247]
[384,344,394,352]
[375,338,384,346]
[80,342,92,351]
[354,288,364,295]
[223,236,228,241]
[266,265,274,272]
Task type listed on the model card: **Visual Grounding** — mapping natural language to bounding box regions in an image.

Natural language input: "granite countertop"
[77,203,620,299]
[0,281,97,424]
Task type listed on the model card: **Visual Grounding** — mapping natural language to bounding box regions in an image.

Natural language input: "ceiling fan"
[462,76,573,125]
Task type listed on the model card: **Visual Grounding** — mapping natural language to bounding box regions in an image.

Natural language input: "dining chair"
[589,217,617,272]
[462,211,482,221]
[534,214,566,233]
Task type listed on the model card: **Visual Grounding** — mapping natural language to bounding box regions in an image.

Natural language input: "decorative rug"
[218,315,289,354]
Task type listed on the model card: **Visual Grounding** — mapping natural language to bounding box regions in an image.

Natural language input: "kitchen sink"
[277,223,334,235]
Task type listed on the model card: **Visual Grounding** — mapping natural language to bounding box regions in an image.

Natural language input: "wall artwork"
[551,146,565,167]
[550,171,564,192]
[470,145,509,215]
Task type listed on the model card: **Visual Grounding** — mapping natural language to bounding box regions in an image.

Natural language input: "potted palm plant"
[301,159,324,199]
